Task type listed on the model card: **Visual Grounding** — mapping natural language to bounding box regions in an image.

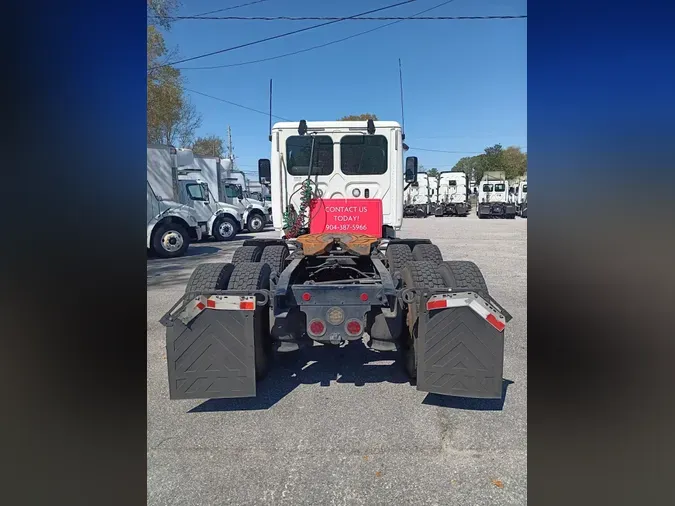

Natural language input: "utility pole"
[227,126,235,168]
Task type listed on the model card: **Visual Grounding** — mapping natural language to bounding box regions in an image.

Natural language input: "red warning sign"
[309,198,383,237]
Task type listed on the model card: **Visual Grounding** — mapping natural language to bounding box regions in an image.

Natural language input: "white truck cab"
[434,171,469,217]
[263,120,407,238]
[175,174,243,241]
[147,145,204,257]
[476,171,517,219]
[223,170,270,233]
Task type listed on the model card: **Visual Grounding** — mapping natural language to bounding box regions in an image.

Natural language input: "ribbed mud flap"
[416,305,504,399]
[165,309,256,400]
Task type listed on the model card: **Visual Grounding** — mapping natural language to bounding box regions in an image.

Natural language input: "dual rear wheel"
[386,242,489,380]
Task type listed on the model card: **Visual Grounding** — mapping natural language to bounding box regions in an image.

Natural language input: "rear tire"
[437,261,489,298]
[227,262,273,379]
[400,261,447,380]
[412,243,444,263]
[152,222,190,259]
[185,262,235,294]
[212,215,238,242]
[231,245,264,264]
[260,244,289,278]
[385,244,413,277]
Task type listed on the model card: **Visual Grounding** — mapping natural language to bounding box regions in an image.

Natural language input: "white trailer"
[147,145,203,258]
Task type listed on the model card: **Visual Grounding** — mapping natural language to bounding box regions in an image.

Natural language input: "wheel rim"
[218,221,234,238]
[250,216,263,230]
[161,230,184,252]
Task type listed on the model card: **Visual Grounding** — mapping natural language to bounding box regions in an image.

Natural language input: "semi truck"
[403,172,430,218]
[512,178,527,217]
[147,145,203,258]
[433,171,469,217]
[149,146,244,243]
[160,120,511,401]
[476,171,516,219]
[223,169,271,232]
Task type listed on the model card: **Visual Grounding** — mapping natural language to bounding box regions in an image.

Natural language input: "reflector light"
[486,313,505,332]
[360,293,369,302]
[239,301,255,310]
[345,319,363,336]
[308,319,326,336]
[196,302,205,311]
[206,299,216,308]
[426,299,447,310]
[302,292,311,301]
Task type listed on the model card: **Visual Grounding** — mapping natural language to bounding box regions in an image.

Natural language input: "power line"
[190,0,273,18]
[184,87,292,121]
[179,0,458,71]
[171,15,527,21]
[154,0,418,68]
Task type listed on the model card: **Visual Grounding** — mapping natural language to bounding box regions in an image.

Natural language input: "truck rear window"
[483,184,493,192]
[340,135,388,175]
[286,135,334,176]
[494,183,506,192]
[523,184,527,193]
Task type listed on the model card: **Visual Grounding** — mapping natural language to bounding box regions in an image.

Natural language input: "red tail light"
[345,319,363,337]
[308,319,326,337]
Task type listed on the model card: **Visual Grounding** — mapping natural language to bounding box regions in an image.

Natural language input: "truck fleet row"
[146,144,272,258]
[404,171,470,218]
[404,169,527,220]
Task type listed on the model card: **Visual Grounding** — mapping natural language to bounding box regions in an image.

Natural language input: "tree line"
[147,1,227,157]
[422,144,527,183]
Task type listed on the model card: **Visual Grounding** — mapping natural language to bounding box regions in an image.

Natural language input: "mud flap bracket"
[415,290,507,399]
[160,291,266,400]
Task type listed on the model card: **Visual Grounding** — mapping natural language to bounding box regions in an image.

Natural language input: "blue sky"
[160,0,526,177]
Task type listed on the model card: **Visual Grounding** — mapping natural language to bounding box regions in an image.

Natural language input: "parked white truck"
[403,172,430,218]
[222,169,271,232]
[160,119,512,402]
[433,171,469,217]
[476,171,516,219]
[514,176,527,218]
[148,145,243,246]
[147,145,204,258]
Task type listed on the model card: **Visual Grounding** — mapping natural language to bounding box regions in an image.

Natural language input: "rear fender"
[160,289,270,400]
[407,288,511,399]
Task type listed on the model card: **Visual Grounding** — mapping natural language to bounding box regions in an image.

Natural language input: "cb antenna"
[268,78,273,142]
[398,58,405,140]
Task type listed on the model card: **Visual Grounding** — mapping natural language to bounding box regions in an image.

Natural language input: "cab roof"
[272,121,401,130]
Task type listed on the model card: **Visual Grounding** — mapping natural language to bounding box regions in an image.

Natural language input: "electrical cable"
[179,0,457,70]
[153,0,417,68]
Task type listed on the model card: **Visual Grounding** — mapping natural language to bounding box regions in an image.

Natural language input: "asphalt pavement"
[147,213,527,505]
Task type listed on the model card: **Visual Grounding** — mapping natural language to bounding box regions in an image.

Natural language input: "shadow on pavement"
[188,347,513,413]
[421,379,514,411]
[189,343,408,413]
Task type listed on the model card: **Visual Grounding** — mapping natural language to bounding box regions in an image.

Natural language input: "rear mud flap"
[164,309,257,400]
[415,293,506,399]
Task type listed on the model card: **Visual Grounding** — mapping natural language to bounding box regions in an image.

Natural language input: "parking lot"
[147,213,527,505]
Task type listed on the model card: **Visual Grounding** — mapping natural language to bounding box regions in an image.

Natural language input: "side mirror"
[237,186,244,200]
[258,158,271,184]
[405,156,418,183]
